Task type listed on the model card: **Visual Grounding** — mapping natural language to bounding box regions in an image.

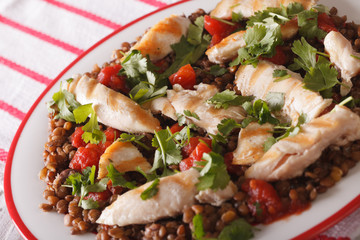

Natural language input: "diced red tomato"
[170,123,184,134]
[69,143,104,171]
[97,64,129,94]
[204,15,237,46]
[104,127,121,142]
[169,64,196,89]
[181,137,212,158]
[179,141,212,171]
[84,189,112,202]
[260,46,288,65]
[318,13,338,33]
[71,127,87,148]
[242,179,283,223]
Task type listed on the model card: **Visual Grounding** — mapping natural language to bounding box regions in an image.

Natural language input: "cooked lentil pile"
[40,3,360,240]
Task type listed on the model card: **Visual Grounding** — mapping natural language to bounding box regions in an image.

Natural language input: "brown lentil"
[39,203,53,212]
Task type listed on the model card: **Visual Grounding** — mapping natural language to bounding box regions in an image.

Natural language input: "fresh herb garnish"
[106,163,137,189]
[265,92,285,111]
[289,37,339,95]
[207,90,254,109]
[151,129,182,176]
[232,11,243,23]
[184,110,200,120]
[218,218,254,240]
[273,69,291,81]
[47,83,80,122]
[73,103,106,144]
[210,16,236,26]
[195,152,230,191]
[351,54,360,60]
[140,178,160,200]
[209,65,228,76]
[160,16,211,79]
[253,202,263,216]
[242,99,280,128]
[297,9,327,40]
[64,166,108,209]
[192,214,205,240]
[117,133,150,150]
[187,16,205,45]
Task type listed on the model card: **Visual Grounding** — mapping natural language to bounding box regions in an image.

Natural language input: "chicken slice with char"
[167,83,246,134]
[206,19,298,64]
[65,75,161,133]
[142,97,177,120]
[245,105,360,181]
[97,141,152,179]
[129,15,190,62]
[195,181,237,206]
[232,122,274,165]
[211,0,318,20]
[324,31,360,96]
[97,169,200,226]
[235,60,332,125]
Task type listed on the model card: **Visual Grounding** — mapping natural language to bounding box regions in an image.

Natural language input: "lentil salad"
[39,1,360,239]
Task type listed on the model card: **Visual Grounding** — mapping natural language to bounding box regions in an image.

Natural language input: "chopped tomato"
[260,46,288,65]
[204,15,237,46]
[170,123,184,134]
[97,64,129,94]
[181,137,212,158]
[169,64,196,89]
[71,127,87,148]
[242,179,283,223]
[153,59,168,74]
[84,190,112,202]
[318,13,338,33]
[104,127,121,142]
[179,141,212,171]
[69,143,104,171]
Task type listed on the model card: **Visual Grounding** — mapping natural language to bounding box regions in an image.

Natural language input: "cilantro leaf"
[117,133,150,150]
[297,10,327,40]
[209,65,228,76]
[195,152,230,191]
[218,218,254,240]
[265,92,285,111]
[81,199,99,210]
[207,90,254,109]
[217,118,241,136]
[242,99,280,127]
[120,50,147,86]
[187,16,205,46]
[273,69,291,81]
[73,104,106,144]
[193,214,205,240]
[291,38,339,94]
[184,110,200,120]
[48,83,80,122]
[151,129,182,176]
[140,178,160,200]
[263,136,276,152]
[64,166,108,209]
[232,11,243,23]
[106,163,137,189]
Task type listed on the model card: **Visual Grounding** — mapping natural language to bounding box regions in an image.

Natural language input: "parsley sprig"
[73,103,106,144]
[289,37,339,96]
[47,82,80,122]
[117,133,151,150]
[207,90,254,109]
[64,166,108,209]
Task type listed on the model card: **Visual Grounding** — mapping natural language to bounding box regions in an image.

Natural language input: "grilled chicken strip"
[233,122,274,165]
[206,19,298,64]
[235,60,332,124]
[245,105,360,181]
[211,0,318,20]
[167,83,246,134]
[97,141,152,179]
[65,75,161,133]
[129,15,190,62]
[324,31,360,96]
[97,169,200,226]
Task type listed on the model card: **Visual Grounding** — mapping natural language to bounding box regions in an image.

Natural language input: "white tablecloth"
[0,0,359,239]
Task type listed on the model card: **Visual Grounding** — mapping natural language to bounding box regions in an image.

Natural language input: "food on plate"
[40,0,360,239]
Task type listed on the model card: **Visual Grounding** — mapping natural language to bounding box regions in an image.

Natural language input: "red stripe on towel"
[0,56,52,85]
[0,100,26,120]
[0,15,83,55]
[136,0,167,8]
[43,0,122,30]
[0,148,8,162]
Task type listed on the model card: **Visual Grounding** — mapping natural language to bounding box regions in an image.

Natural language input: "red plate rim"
[3,1,360,239]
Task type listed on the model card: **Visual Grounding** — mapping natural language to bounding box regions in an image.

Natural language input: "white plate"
[4,0,360,239]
